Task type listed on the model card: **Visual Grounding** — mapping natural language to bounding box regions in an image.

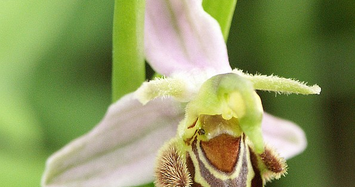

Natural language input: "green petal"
[234,69,321,95]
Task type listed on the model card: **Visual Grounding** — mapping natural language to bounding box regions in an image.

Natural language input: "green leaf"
[202,0,237,41]
[112,0,146,102]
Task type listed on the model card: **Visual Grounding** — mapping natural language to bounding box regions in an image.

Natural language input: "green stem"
[112,0,146,102]
[202,0,237,41]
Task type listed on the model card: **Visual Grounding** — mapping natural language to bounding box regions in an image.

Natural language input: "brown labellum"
[200,134,241,173]
[155,115,288,187]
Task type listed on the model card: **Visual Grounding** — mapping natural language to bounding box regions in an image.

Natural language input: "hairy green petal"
[233,69,321,95]
[135,78,189,104]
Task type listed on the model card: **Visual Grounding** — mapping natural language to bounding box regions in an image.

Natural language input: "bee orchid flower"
[42,0,320,186]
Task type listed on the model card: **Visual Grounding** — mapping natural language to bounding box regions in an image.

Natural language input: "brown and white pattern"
[156,116,287,187]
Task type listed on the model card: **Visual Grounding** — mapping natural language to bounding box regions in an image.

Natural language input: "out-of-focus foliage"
[0,0,353,186]
[228,1,354,186]
[0,1,113,186]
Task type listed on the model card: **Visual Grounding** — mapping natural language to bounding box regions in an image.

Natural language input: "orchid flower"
[42,0,320,187]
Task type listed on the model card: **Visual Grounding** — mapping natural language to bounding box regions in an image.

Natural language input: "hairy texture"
[260,146,288,182]
[155,143,192,187]
[233,69,321,95]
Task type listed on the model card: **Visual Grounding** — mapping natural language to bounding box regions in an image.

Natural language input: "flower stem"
[112,0,146,102]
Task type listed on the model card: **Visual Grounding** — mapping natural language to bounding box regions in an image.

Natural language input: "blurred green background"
[0,0,353,186]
